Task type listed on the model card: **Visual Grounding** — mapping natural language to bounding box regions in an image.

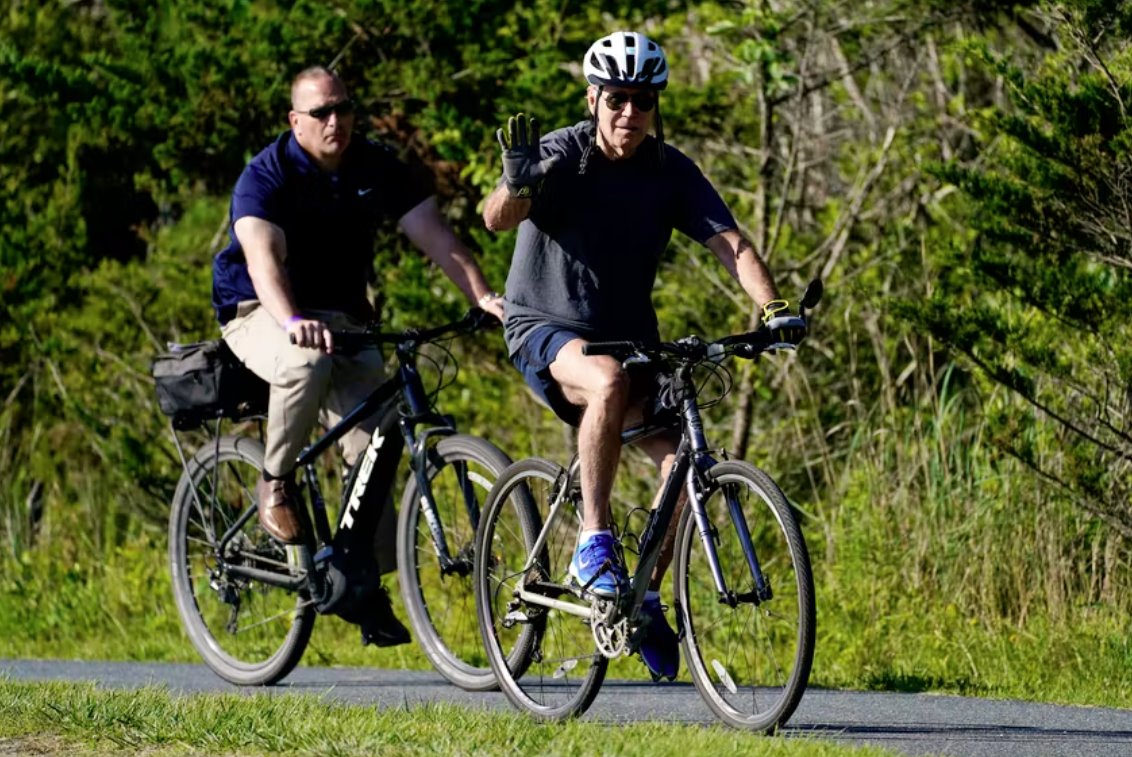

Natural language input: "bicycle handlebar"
[581,329,776,365]
[288,307,500,352]
[581,278,823,366]
[580,340,639,358]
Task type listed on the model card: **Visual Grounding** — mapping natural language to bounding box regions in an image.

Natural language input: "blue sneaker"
[638,595,680,681]
[568,532,628,598]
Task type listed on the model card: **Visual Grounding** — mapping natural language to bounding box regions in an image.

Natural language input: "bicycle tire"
[169,435,315,685]
[674,460,814,732]
[475,457,608,720]
[396,434,512,691]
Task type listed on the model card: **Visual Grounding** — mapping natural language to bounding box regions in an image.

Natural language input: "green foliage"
[911,1,1132,535]
[3,0,1132,708]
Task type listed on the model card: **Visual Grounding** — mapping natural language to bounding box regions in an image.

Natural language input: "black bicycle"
[474,283,821,731]
[164,309,511,690]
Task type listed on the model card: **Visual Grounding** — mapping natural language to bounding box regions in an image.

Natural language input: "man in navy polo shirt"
[214,65,503,646]
[482,32,806,679]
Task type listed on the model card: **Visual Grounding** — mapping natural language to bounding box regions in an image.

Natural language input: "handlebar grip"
[717,330,764,347]
[466,306,502,333]
[289,312,496,351]
[714,329,774,359]
[582,341,639,357]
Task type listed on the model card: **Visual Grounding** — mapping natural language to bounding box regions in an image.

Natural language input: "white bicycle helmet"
[583,31,668,90]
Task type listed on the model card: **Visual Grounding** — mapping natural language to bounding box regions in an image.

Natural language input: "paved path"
[3,659,1131,756]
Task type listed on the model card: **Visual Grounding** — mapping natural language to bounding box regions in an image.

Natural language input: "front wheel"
[168,435,314,685]
[674,460,815,731]
[396,434,512,691]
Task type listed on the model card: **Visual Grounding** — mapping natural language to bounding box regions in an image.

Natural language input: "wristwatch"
[478,291,502,307]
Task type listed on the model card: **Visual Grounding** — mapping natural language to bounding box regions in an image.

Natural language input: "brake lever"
[706,342,727,364]
[765,342,798,353]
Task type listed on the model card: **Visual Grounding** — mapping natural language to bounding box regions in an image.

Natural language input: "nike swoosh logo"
[357,188,373,197]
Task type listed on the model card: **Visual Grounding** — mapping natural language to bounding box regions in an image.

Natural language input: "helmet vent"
[583,31,668,90]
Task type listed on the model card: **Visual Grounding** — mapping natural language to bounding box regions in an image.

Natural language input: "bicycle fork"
[404,420,482,578]
[688,469,772,607]
[413,463,478,578]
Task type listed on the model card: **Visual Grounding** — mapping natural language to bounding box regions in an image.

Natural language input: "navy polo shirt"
[212,132,433,324]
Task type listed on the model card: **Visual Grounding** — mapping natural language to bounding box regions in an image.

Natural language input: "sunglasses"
[602,91,657,113]
[297,99,355,120]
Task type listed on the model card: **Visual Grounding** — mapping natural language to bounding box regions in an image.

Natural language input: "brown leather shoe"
[255,475,304,544]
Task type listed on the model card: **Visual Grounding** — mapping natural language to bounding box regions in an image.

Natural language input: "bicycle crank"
[590,598,628,659]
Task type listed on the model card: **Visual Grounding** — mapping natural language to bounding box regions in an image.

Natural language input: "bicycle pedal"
[565,576,598,601]
[577,558,613,594]
[502,609,529,628]
[571,565,623,603]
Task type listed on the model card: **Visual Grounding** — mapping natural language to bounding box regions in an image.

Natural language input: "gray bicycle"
[474,282,821,731]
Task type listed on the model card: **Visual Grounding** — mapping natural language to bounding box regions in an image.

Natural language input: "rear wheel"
[396,434,512,691]
[674,460,814,731]
[169,435,314,685]
[475,457,607,720]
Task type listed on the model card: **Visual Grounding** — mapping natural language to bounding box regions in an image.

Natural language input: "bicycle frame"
[514,362,769,635]
[214,338,479,591]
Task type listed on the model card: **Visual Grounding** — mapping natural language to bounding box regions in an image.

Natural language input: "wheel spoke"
[400,437,511,690]
[170,437,312,685]
[678,462,813,731]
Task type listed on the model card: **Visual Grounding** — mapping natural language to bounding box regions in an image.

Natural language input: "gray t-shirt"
[503,121,736,355]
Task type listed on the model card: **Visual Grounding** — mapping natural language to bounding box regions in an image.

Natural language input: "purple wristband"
[286,315,303,329]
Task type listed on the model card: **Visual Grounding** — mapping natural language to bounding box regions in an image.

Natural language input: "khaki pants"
[222,301,397,573]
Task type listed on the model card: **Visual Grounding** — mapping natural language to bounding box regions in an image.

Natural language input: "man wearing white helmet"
[483,31,806,682]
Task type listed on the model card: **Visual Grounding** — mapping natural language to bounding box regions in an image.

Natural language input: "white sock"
[578,528,612,543]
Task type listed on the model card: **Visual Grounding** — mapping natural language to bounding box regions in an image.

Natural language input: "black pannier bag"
[151,340,268,430]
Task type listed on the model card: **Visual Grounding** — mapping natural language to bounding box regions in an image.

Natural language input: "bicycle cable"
[418,333,466,411]
[691,351,734,412]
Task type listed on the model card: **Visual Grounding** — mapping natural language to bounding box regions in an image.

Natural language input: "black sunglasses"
[297,99,355,120]
[602,91,657,113]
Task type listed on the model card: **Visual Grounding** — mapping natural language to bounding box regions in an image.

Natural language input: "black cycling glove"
[496,112,560,198]
[761,300,808,349]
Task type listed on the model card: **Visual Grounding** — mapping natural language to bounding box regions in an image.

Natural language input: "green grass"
[816,597,1132,707]
[0,679,896,757]
[3,534,1130,710]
